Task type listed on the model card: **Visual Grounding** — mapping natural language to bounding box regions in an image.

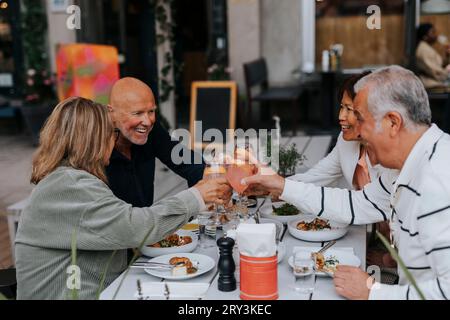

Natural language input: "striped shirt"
[281,124,450,300]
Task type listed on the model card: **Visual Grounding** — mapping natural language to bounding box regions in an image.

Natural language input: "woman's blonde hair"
[31,97,114,184]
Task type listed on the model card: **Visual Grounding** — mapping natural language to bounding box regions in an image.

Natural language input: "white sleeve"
[409,168,450,300]
[370,167,450,300]
[280,170,395,225]
[288,142,344,187]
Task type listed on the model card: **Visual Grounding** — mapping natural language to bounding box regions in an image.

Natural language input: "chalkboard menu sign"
[190,81,237,148]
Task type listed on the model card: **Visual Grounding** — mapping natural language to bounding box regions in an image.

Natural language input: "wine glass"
[204,161,227,225]
[225,145,257,220]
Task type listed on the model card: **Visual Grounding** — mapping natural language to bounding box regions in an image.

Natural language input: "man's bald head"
[110,77,155,111]
[108,77,157,146]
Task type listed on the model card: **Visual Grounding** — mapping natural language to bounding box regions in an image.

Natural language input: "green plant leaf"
[376,231,426,300]
[95,251,117,300]
[112,228,157,300]
[70,231,79,300]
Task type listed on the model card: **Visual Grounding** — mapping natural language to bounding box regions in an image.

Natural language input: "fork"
[253,197,266,224]
[313,240,337,256]
[131,261,184,270]
[164,283,170,300]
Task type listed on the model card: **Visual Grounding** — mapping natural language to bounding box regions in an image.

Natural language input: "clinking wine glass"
[225,145,257,220]
[204,161,227,225]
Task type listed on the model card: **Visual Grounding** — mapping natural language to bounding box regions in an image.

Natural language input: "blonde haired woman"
[15,97,231,300]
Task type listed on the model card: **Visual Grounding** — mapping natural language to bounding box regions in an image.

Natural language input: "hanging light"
[0,1,8,10]
[421,0,450,14]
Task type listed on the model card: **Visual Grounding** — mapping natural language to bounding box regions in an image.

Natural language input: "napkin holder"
[236,224,278,300]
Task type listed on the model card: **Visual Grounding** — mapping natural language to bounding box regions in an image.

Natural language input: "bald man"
[106,77,205,207]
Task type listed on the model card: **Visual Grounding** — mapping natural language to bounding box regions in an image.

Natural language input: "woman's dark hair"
[338,71,372,103]
[417,23,433,43]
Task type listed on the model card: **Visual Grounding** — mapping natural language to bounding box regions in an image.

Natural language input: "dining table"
[100,198,367,300]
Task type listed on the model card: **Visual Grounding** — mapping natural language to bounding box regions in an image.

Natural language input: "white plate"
[144,253,216,280]
[287,217,349,242]
[288,248,361,276]
[260,201,304,225]
[140,230,198,257]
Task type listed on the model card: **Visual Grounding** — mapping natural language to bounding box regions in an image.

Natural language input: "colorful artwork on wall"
[56,43,120,104]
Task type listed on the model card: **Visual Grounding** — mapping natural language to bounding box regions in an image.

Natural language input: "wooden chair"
[243,58,302,135]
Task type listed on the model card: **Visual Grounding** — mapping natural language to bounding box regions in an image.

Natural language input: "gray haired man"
[242,65,450,299]
[333,65,450,299]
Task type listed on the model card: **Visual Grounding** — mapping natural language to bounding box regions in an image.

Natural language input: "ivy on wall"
[21,0,48,73]
[149,0,183,130]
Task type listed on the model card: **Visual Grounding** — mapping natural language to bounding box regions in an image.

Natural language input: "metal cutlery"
[310,240,337,261]
[317,240,337,255]
[253,197,266,224]
[131,261,184,270]
[164,283,170,300]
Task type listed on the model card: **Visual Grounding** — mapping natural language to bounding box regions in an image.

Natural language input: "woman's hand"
[241,166,286,198]
[194,177,232,205]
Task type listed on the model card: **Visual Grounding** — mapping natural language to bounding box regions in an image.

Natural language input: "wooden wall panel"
[315,14,449,69]
[316,15,405,68]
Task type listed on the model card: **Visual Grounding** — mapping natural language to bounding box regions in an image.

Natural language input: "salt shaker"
[217,237,237,292]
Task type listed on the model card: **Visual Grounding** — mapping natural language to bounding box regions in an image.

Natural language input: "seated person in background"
[415,23,450,89]
[244,66,450,300]
[15,97,231,300]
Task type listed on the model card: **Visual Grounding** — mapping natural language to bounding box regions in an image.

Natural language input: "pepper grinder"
[217,237,236,292]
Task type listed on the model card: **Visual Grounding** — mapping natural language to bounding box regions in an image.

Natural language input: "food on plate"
[149,234,193,248]
[169,257,198,276]
[296,218,332,231]
[312,252,339,273]
[272,203,300,216]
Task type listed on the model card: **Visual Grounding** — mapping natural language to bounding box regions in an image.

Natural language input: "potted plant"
[19,0,57,146]
[20,68,57,145]
[278,143,306,177]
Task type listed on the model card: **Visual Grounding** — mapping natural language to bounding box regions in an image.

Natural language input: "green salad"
[272,203,300,216]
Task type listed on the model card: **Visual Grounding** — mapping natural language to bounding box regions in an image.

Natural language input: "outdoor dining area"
[1,0,450,305]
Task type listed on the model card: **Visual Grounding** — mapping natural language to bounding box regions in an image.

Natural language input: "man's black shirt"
[106,121,205,207]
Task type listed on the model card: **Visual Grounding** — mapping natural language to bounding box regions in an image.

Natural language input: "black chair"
[427,90,450,133]
[244,58,302,135]
[0,268,17,300]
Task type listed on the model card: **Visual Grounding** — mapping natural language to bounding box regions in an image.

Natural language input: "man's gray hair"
[354,65,431,130]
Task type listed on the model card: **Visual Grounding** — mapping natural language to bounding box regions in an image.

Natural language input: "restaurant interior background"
[0,0,449,271]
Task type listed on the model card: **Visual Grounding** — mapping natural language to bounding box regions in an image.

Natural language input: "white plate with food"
[143,253,216,280]
[288,247,360,277]
[287,216,349,242]
[260,201,304,224]
[140,230,198,257]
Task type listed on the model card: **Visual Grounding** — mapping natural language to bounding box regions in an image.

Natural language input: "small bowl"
[287,217,349,242]
[140,230,198,257]
[260,201,304,225]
